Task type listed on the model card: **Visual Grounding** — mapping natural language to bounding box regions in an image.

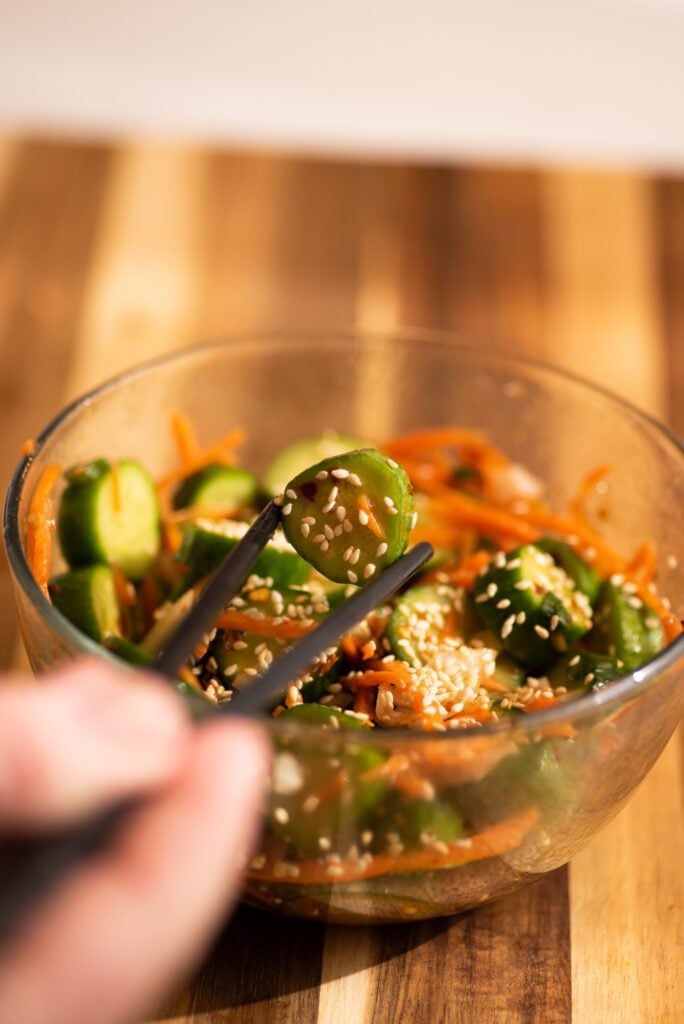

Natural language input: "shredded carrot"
[352,670,414,689]
[353,686,376,717]
[21,438,37,457]
[570,464,613,524]
[170,410,200,467]
[524,695,561,713]
[627,541,658,585]
[112,566,136,608]
[26,463,62,597]
[425,482,540,544]
[357,493,385,539]
[249,807,540,885]
[215,610,313,640]
[156,426,245,490]
[341,635,361,660]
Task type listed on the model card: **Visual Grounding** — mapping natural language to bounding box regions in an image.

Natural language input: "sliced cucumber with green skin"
[590,581,665,671]
[492,652,526,689]
[57,459,161,580]
[281,449,414,585]
[381,797,464,851]
[262,433,369,498]
[49,565,122,643]
[537,538,602,605]
[472,544,593,672]
[550,650,622,691]
[172,463,259,512]
[176,519,310,592]
[104,635,154,667]
[388,584,461,668]
[276,704,370,729]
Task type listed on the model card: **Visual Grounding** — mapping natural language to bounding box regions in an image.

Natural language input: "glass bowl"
[4,331,684,924]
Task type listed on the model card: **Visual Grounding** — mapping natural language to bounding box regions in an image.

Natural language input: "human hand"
[0,660,268,1024]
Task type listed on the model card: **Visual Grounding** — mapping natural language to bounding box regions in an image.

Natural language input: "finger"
[0,718,269,1024]
[0,661,190,831]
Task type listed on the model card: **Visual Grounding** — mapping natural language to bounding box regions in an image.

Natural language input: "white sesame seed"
[501,614,516,639]
[387,458,399,469]
[550,615,560,631]
[343,519,353,532]
[324,524,334,540]
[494,552,507,568]
[301,523,310,538]
[282,503,293,516]
[514,580,533,591]
[486,582,498,598]
[347,570,358,584]
[348,473,362,486]
[496,598,511,609]
[364,563,376,579]
[320,540,329,552]
[475,593,489,603]
[534,625,550,639]
[627,596,643,609]
[273,807,289,825]
[507,558,522,569]
[316,470,329,480]
[383,496,395,508]
[343,546,354,562]
[666,554,678,570]
[610,573,625,586]
[377,542,388,557]
[286,488,297,500]
[313,534,326,544]
[358,509,369,526]
[331,468,349,479]
[584,672,595,684]
[334,524,344,536]
[302,516,316,525]
[336,506,347,521]
[410,511,418,529]
[349,548,361,565]
[569,654,580,667]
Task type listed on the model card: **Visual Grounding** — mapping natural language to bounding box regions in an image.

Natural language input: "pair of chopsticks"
[0,500,432,945]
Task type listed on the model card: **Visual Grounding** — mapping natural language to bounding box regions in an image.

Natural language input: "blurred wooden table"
[0,139,682,1024]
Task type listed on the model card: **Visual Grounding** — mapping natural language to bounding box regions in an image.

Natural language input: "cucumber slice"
[492,652,526,689]
[104,635,154,667]
[57,459,160,580]
[388,584,462,668]
[281,449,414,585]
[177,519,310,592]
[49,565,122,643]
[550,650,622,691]
[590,581,665,671]
[382,797,464,851]
[262,433,369,498]
[172,463,259,512]
[276,704,369,729]
[472,544,593,672]
[537,538,602,605]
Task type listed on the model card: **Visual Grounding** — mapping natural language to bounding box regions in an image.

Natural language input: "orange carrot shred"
[26,463,62,597]
[215,610,313,640]
[21,438,37,457]
[357,493,385,539]
[169,410,200,467]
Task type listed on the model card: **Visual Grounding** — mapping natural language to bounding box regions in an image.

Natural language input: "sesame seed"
[666,554,678,570]
[584,672,595,684]
[320,540,329,552]
[336,506,347,521]
[516,611,526,624]
[494,552,506,568]
[282,503,292,516]
[324,524,334,540]
[534,625,550,639]
[318,836,331,850]
[475,593,489,603]
[273,494,284,506]
[364,563,376,578]
[496,598,511,609]
[331,468,349,479]
[507,558,522,569]
[343,519,353,533]
[301,523,310,538]
[410,511,418,529]
[501,614,516,639]
[383,496,395,508]
[348,473,362,486]
[316,470,328,480]
[486,582,498,598]
[334,524,344,536]
[514,580,533,591]
[302,516,316,525]
[343,546,354,562]
[329,486,339,502]
[286,488,297,500]
[645,616,660,629]
[550,615,560,631]
[233,640,248,650]
[313,534,325,544]
[358,509,369,526]
[569,654,580,667]
[627,596,643,609]
[349,548,361,565]
[610,573,625,586]
[387,458,399,468]
[273,807,289,825]
[347,570,358,584]
[322,501,335,513]
[377,542,388,557]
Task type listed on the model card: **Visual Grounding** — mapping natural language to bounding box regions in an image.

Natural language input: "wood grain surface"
[0,139,682,1024]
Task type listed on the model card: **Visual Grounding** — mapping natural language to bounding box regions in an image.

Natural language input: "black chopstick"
[0,516,431,948]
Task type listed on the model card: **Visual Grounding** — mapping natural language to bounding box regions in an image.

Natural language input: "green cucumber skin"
[276,704,369,729]
[537,538,602,605]
[177,522,310,592]
[172,464,259,512]
[473,544,593,672]
[551,650,622,691]
[590,581,665,671]
[282,449,414,585]
[49,565,122,643]
[57,459,161,581]
[104,636,154,667]
[262,433,369,498]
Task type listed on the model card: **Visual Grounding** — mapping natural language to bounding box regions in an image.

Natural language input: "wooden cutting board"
[0,140,681,1024]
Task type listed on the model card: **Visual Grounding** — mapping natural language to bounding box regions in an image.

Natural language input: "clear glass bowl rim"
[4,328,683,745]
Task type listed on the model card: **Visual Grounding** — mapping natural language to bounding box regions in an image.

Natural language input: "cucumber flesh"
[472,544,593,672]
[276,704,369,729]
[172,463,259,513]
[177,519,310,592]
[262,433,369,498]
[590,581,665,671]
[550,650,622,691]
[49,565,122,643]
[537,538,602,605]
[388,584,462,668]
[57,459,160,580]
[281,449,414,585]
